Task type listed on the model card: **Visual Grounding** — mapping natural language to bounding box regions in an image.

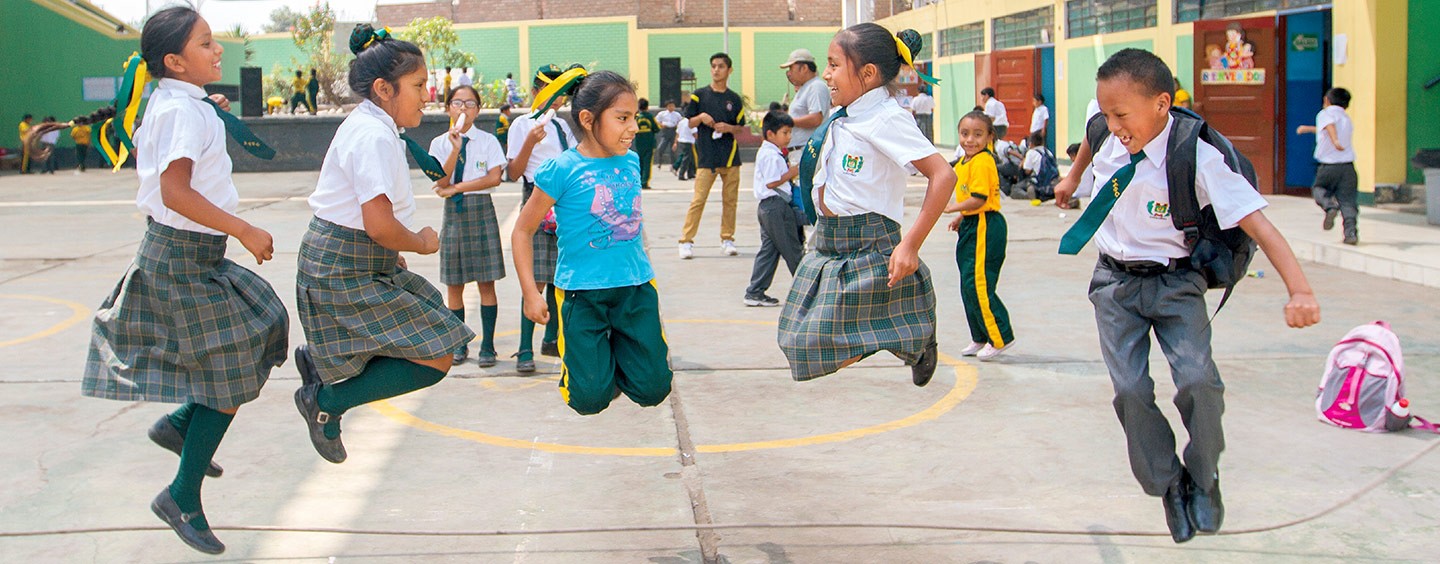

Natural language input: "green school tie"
[450,137,467,212]
[796,106,848,225]
[1058,150,1147,255]
[401,134,448,182]
[552,120,568,150]
[201,98,274,160]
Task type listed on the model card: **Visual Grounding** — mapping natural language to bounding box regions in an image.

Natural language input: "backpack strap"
[1085,111,1109,156]
[1165,110,1204,248]
[1411,415,1440,434]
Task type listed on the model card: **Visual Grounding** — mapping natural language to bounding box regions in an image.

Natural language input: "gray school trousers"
[1088,260,1225,496]
[1313,162,1358,239]
[745,196,805,298]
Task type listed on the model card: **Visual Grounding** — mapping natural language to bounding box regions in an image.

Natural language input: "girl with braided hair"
[291,23,473,465]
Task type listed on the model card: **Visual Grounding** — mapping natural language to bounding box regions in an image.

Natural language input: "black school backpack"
[1034,146,1060,187]
[1086,107,1259,309]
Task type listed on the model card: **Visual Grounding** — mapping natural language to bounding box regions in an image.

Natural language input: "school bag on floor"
[1316,321,1439,433]
[1086,107,1257,310]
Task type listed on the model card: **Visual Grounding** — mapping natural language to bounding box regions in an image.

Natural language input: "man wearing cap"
[781,48,831,153]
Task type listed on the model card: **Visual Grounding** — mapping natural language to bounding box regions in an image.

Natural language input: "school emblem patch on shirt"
[1147,201,1171,219]
[842,154,864,175]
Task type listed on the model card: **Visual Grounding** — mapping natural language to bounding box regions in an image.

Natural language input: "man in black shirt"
[679,52,747,259]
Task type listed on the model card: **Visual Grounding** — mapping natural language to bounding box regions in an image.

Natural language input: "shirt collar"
[761,140,783,155]
[846,87,891,116]
[158,78,208,100]
[1136,115,1175,170]
[355,99,399,134]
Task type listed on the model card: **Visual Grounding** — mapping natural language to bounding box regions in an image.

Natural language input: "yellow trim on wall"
[740,31,757,105]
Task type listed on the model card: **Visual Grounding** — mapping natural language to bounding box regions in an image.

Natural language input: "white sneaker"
[679,242,693,259]
[977,341,1014,362]
[721,240,738,256]
[960,342,985,356]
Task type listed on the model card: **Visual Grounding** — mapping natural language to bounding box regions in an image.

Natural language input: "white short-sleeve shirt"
[505,112,577,183]
[1314,105,1355,164]
[676,119,696,143]
[656,109,683,129]
[789,76,832,148]
[984,97,1009,127]
[135,78,237,236]
[911,93,935,115]
[753,141,791,201]
[1030,105,1050,134]
[1085,116,1268,264]
[814,87,940,223]
[309,99,416,231]
[428,126,506,193]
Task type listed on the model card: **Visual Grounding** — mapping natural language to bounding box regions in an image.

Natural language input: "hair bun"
[897,29,924,60]
[350,24,382,55]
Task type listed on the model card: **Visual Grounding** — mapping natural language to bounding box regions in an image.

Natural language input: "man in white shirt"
[1029,92,1050,146]
[980,87,1009,140]
[911,87,935,141]
[1296,87,1358,244]
[655,100,683,171]
[781,48,831,152]
[457,67,473,88]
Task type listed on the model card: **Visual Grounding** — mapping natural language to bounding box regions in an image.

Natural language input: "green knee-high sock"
[449,307,466,352]
[316,357,446,439]
[480,305,498,354]
[168,405,233,531]
[542,284,559,343]
[166,402,199,435]
[518,311,535,356]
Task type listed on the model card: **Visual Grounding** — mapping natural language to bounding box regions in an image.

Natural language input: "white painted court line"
[0,192,522,208]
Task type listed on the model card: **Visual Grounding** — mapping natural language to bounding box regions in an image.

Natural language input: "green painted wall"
[1408,1,1440,183]
[646,32,743,105]
[932,59,976,147]
[1175,35,1194,94]
[752,31,835,109]
[2,0,243,148]
[456,27,522,86]
[248,35,307,77]
[1065,39,1154,146]
[530,22,630,76]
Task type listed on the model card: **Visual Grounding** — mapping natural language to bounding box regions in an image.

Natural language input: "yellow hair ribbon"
[109,53,148,171]
[529,67,588,117]
[893,35,940,85]
[98,119,122,171]
[362,26,393,49]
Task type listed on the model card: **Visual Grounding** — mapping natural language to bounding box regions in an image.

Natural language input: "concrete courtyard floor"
[0,163,1437,563]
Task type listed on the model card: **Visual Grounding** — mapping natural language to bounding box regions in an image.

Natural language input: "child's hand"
[417,226,440,254]
[947,216,962,232]
[1284,292,1321,328]
[524,297,550,325]
[447,127,463,146]
[434,183,459,198]
[237,225,274,265]
[397,254,408,270]
[887,244,920,287]
[208,94,231,112]
[1054,176,1077,208]
[525,124,547,147]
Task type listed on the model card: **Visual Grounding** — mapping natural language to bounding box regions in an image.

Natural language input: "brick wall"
[377,0,840,28]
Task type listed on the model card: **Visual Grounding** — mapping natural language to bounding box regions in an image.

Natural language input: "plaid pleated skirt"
[440,193,507,285]
[295,217,475,383]
[523,180,558,284]
[83,220,289,409]
[778,213,937,381]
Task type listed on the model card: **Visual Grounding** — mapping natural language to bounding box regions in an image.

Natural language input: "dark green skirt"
[778,213,936,381]
[296,217,474,383]
[83,220,289,409]
[440,193,507,285]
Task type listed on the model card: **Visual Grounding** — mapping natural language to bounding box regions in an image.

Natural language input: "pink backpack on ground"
[1316,321,1438,433]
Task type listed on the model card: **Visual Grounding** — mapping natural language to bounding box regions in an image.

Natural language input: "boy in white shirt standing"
[1029,92,1050,147]
[745,111,804,307]
[1297,87,1358,245]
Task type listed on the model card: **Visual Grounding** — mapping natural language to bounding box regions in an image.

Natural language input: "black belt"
[1099,255,1192,276]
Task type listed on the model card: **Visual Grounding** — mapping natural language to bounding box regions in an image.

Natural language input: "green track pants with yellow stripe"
[956,211,1013,347]
[555,281,673,415]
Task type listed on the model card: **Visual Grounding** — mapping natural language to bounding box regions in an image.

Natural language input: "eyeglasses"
[448,100,479,109]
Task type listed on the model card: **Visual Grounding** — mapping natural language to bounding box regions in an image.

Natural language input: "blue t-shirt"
[534,149,654,290]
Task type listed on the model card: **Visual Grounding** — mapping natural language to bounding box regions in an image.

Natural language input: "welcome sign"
[1201,68,1266,85]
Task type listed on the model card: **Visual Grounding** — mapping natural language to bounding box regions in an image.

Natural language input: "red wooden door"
[990,49,1038,144]
[1193,16,1279,194]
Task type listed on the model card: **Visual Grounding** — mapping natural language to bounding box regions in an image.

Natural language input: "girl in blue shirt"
[511,70,673,415]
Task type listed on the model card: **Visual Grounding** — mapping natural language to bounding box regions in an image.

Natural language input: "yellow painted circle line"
[373,326,977,457]
[0,294,91,348]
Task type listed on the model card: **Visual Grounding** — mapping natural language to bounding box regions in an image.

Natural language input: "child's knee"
[627,379,672,407]
[565,389,614,415]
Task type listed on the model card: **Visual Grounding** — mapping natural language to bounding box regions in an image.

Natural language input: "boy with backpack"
[1017,131,1060,200]
[1053,49,1321,544]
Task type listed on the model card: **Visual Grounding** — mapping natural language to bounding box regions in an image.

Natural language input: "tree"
[288,2,349,107]
[397,17,476,71]
[263,6,302,34]
[223,24,254,65]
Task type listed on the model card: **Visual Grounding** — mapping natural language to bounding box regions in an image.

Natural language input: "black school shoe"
[476,349,498,368]
[294,384,346,464]
[451,344,468,365]
[1187,476,1224,534]
[1163,474,1197,543]
[151,488,225,554]
[911,342,939,387]
[540,340,560,358]
[147,417,224,478]
[294,345,321,387]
